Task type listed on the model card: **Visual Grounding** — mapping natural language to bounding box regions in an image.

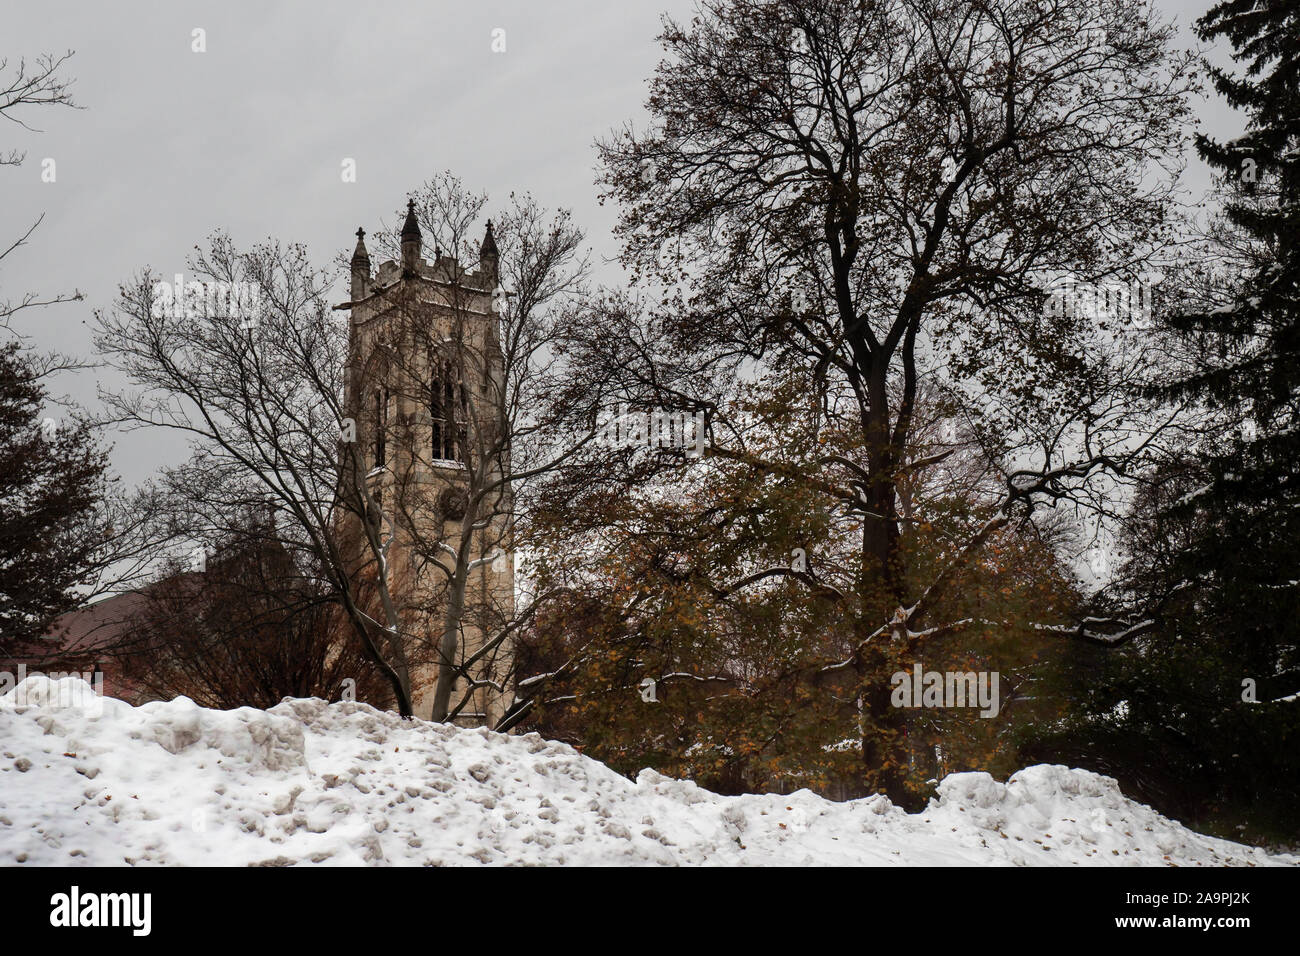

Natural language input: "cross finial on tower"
[480,219,499,258]
[401,199,422,273]
[479,219,499,285]
[351,226,370,266]
[401,199,421,239]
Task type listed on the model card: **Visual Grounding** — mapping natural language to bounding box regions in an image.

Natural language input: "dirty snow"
[0,677,1293,867]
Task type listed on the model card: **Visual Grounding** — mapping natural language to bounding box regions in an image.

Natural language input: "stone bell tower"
[337,200,514,726]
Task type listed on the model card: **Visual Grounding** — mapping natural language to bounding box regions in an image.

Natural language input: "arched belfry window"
[431,362,469,463]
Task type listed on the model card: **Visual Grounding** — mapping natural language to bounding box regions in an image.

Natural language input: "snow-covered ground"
[1,676,1293,867]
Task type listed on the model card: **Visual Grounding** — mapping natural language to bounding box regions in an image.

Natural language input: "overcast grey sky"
[4,0,1239,487]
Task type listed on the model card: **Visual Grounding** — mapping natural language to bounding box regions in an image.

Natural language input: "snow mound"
[0,677,1293,867]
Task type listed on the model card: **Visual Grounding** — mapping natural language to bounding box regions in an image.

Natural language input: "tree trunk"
[430,508,476,722]
[857,385,911,802]
[855,597,912,805]
[429,576,466,722]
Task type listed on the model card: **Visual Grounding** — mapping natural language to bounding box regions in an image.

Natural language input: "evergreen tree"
[0,342,110,656]
[1172,0,1300,459]
[1034,1,1300,842]
[1160,0,1300,777]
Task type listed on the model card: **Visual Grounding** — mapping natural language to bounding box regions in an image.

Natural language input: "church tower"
[338,201,514,726]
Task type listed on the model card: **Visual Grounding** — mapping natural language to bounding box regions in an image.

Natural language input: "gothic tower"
[339,201,514,726]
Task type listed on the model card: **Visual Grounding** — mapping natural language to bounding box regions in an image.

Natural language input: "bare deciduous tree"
[574,0,1197,795]
[95,175,587,725]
